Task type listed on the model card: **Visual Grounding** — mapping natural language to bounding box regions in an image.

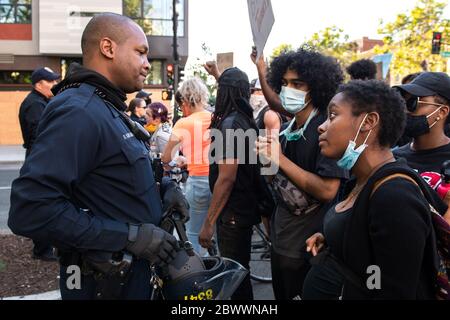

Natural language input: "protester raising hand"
[204,61,221,81]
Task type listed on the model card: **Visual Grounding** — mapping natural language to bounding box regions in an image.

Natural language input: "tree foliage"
[185,42,217,104]
[303,25,359,67]
[270,43,293,62]
[375,0,450,82]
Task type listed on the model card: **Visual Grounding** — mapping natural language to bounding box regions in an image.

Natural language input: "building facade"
[0,0,188,144]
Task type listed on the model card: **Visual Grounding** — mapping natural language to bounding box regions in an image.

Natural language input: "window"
[0,0,31,24]
[146,60,163,85]
[123,0,184,36]
[0,70,32,84]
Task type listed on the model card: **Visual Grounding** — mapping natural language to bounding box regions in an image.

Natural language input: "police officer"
[19,67,60,158]
[136,90,152,105]
[18,66,60,261]
[8,13,178,300]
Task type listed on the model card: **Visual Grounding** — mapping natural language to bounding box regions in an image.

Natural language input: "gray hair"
[178,77,209,108]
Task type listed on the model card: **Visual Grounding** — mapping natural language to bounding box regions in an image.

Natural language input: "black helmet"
[162,248,248,300]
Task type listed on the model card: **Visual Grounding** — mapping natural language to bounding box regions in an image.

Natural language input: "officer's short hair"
[81,13,137,56]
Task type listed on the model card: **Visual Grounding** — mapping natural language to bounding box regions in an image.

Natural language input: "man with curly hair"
[346,59,377,81]
[252,47,348,299]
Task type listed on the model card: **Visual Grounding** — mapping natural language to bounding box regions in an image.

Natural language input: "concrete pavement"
[0,145,25,166]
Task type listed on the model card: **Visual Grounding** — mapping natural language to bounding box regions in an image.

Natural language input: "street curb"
[1,289,61,300]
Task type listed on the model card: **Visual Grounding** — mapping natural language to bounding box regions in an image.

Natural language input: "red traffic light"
[166,64,174,72]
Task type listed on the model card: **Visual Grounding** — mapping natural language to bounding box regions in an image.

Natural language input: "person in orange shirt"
[162,77,212,256]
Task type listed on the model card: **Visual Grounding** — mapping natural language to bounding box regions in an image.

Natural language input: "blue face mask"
[279,86,310,114]
[336,114,372,171]
[280,108,318,141]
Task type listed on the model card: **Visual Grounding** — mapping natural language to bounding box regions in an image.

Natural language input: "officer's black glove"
[161,179,190,223]
[126,224,178,268]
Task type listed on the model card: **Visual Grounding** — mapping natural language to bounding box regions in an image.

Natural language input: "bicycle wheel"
[249,224,272,283]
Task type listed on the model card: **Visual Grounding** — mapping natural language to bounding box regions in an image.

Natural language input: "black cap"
[31,67,60,85]
[136,90,152,99]
[218,67,250,91]
[394,72,450,101]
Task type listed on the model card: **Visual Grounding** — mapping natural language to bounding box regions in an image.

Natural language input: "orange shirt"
[172,110,211,177]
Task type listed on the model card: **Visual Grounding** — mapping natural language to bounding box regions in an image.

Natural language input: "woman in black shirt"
[302,80,438,300]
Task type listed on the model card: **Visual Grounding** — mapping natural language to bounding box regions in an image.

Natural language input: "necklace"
[339,156,396,210]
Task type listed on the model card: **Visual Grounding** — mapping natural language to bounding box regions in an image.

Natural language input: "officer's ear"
[99,37,116,60]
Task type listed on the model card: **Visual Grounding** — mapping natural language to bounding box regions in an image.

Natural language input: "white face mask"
[249,95,267,111]
[279,86,310,114]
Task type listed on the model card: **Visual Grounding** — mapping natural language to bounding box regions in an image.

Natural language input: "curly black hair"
[346,59,377,80]
[267,47,344,112]
[338,80,406,147]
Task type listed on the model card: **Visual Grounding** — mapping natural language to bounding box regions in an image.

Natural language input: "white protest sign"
[247,0,275,61]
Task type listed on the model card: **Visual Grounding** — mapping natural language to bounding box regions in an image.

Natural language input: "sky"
[187,0,450,79]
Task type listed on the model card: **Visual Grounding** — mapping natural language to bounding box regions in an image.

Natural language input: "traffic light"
[162,89,173,101]
[166,63,174,88]
[432,32,442,55]
[177,65,185,82]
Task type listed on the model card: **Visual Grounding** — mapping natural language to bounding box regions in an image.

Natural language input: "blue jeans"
[185,176,211,256]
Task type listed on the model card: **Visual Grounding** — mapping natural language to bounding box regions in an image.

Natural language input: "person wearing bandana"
[252,47,348,299]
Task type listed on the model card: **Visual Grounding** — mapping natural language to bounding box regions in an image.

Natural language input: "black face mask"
[405,114,430,138]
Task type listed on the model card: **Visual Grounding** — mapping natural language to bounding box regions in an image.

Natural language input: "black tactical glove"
[126,224,178,268]
[161,178,190,223]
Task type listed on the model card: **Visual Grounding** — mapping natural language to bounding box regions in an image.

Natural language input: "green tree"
[185,43,217,105]
[303,25,359,67]
[375,0,450,82]
[270,43,293,61]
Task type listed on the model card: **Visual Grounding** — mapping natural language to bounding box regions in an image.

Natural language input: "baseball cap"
[250,78,262,92]
[218,67,250,91]
[31,67,60,85]
[394,72,450,101]
[136,90,153,99]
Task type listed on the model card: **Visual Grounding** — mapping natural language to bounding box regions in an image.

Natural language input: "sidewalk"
[0,145,25,166]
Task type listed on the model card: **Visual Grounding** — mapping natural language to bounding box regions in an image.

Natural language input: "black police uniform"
[18,89,48,157]
[9,83,162,299]
[18,89,55,258]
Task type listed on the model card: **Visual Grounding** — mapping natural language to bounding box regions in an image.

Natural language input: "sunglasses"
[405,97,443,112]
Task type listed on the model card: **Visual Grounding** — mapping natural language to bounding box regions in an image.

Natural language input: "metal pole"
[172,0,181,124]
[172,0,179,92]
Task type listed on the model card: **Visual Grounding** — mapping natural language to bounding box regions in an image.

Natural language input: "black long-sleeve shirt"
[18,89,48,150]
[341,161,440,299]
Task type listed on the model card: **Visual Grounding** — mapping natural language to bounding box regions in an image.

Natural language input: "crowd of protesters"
[10,12,450,301]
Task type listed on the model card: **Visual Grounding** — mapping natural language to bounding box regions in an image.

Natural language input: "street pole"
[172,0,179,92]
[172,0,181,124]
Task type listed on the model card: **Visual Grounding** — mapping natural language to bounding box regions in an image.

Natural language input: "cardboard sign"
[247,0,275,61]
[216,52,234,73]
